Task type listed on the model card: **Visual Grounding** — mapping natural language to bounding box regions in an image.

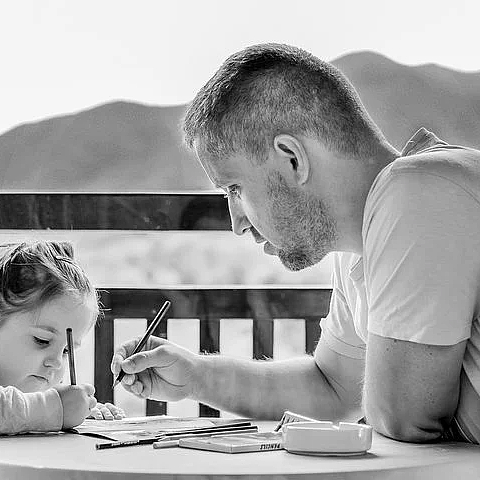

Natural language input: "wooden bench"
[0,193,332,416]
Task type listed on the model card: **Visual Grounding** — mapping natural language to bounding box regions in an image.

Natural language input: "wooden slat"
[0,193,230,230]
[101,288,331,319]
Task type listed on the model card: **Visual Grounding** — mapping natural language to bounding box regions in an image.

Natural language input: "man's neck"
[333,143,399,254]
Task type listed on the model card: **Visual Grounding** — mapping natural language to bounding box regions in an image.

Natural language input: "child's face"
[0,294,95,392]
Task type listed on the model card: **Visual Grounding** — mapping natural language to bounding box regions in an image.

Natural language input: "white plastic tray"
[282,421,372,456]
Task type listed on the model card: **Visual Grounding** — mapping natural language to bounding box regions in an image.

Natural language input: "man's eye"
[34,337,50,347]
[224,185,241,199]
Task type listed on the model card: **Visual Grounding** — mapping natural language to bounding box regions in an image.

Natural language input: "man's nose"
[229,200,251,236]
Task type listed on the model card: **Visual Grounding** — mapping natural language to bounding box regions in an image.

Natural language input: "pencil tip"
[112,379,119,388]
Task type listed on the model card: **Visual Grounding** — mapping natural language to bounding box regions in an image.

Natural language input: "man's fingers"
[121,347,167,374]
[111,336,167,374]
[110,337,141,373]
[121,373,136,386]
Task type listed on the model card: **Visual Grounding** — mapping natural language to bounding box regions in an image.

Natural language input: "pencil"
[112,300,171,388]
[66,327,76,385]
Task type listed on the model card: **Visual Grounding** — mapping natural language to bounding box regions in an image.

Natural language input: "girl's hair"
[0,241,99,324]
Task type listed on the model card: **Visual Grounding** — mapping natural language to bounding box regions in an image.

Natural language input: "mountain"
[332,51,480,151]
[0,51,479,191]
[0,102,211,191]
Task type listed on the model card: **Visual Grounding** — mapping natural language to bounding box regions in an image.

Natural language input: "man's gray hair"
[183,43,385,163]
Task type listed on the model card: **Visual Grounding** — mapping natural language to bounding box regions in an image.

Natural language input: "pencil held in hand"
[66,327,77,385]
[112,300,171,388]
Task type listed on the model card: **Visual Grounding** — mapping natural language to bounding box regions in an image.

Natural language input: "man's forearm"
[191,355,354,421]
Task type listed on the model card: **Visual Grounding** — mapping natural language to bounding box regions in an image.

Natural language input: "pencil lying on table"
[153,425,259,449]
[112,300,171,388]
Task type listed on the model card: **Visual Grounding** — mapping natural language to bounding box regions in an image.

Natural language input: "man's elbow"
[367,411,446,443]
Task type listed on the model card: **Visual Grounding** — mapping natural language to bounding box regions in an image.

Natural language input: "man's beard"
[267,173,337,271]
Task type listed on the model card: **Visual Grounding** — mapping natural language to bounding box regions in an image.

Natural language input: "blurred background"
[0,0,479,416]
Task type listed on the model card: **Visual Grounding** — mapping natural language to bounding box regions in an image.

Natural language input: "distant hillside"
[0,102,211,191]
[333,51,480,150]
[0,51,479,191]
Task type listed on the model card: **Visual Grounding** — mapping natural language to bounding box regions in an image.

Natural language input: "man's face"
[196,145,337,271]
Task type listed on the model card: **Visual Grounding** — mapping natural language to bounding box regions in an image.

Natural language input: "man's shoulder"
[390,143,480,185]
[371,144,480,203]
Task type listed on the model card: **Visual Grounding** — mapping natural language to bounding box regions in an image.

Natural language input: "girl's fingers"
[104,402,126,419]
[88,407,104,420]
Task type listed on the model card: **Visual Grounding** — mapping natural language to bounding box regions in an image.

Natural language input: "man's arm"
[364,333,466,442]
[114,334,364,421]
[362,168,480,442]
[193,343,364,421]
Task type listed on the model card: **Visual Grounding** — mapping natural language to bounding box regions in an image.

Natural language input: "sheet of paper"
[74,415,247,442]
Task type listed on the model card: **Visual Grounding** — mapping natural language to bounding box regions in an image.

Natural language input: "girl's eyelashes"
[34,336,69,355]
[33,336,50,347]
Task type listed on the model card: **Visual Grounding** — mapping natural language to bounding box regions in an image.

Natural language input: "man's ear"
[273,134,310,185]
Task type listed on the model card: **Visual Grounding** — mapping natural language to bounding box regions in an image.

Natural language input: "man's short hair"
[183,43,385,163]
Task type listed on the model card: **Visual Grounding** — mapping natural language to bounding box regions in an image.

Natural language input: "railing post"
[146,299,169,416]
[199,290,220,417]
[305,316,322,355]
[95,291,114,404]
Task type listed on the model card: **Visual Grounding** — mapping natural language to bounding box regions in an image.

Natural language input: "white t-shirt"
[315,128,480,442]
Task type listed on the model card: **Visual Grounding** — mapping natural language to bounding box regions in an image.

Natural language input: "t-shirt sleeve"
[315,252,366,362]
[363,169,480,345]
[0,385,63,434]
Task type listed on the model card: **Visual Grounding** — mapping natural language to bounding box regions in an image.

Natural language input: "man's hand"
[54,384,97,429]
[111,336,199,401]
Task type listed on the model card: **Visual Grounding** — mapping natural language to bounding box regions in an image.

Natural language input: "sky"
[0,0,478,134]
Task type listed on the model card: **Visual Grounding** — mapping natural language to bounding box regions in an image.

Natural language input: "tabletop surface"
[0,421,479,480]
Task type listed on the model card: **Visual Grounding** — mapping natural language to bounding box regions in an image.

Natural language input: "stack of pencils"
[96,421,257,450]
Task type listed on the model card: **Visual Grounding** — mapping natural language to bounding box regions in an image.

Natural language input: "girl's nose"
[44,352,63,370]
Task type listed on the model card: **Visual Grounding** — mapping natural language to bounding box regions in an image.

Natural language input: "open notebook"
[73,415,251,443]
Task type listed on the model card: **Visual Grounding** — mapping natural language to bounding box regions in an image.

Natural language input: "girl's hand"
[54,383,97,429]
[87,402,125,420]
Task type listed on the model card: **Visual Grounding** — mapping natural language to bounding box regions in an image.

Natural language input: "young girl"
[0,241,124,434]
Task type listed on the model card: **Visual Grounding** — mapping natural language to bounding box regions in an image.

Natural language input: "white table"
[0,421,479,480]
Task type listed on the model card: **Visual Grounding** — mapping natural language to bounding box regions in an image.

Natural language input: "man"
[111,43,480,443]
